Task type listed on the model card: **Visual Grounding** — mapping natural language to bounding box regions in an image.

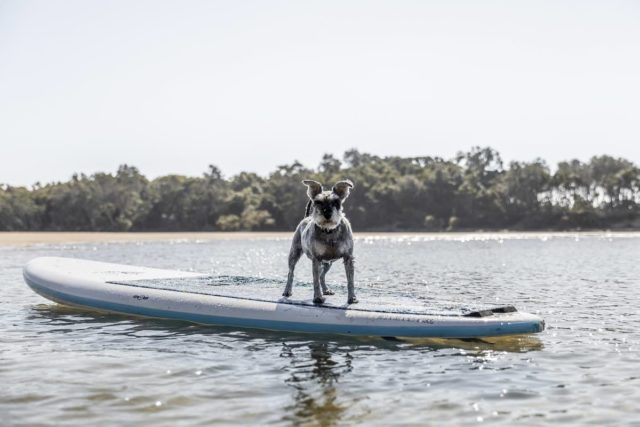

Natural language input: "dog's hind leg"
[319,262,334,296]
[344,255,358,304]
[283,232,303,298]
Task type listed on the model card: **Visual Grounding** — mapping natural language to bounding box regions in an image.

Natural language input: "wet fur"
[282,180,357,305]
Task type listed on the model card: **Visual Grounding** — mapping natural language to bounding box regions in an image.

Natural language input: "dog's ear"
[332,180,354,202]
[302,180,323,200]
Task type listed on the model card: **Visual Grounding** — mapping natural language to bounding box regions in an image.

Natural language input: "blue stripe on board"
[24,278,544,338]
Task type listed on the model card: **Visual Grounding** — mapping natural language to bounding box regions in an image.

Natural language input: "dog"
[282,179,357,305]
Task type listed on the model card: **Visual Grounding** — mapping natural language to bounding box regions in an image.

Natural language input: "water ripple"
[2,234,640,425]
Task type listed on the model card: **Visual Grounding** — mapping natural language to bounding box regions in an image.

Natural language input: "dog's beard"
[313,211,342,230]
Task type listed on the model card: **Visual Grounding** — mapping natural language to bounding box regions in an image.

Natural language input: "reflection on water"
[3,234,640,425]
[405,336,544,353]
[24,298,544,427]
[282,342,352,426]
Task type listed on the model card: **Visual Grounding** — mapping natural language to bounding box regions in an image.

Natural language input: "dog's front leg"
[319,262,334,296]
[344,255,358,304]
[312,259,325,304]
[283,237,303,297]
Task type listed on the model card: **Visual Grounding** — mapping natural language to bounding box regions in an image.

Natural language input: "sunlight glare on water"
[2,233,640,425]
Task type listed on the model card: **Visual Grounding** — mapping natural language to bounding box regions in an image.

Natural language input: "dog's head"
[303,179,354,230]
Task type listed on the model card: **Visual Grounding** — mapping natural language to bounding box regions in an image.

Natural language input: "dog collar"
[315,224,337,234]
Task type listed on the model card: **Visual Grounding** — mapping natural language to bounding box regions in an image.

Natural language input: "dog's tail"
[304,199,312,218]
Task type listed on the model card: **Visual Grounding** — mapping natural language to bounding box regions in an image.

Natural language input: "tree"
[497,160,552,227]
[1,148,640,231]
[318,154,342,175]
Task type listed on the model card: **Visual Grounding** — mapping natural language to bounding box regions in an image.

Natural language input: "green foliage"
[0,186,43,230]
[1,148,639,231]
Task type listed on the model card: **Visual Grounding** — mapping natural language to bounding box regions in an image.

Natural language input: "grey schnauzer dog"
[282,179,357,305]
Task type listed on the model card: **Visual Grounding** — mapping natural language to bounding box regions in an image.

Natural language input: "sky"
[1,0,639,186]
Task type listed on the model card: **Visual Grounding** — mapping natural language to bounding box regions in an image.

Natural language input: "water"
[2,233,639,426]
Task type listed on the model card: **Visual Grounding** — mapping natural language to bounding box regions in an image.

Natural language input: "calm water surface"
[2,233,640,426]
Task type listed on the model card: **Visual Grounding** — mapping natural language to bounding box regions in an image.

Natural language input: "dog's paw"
[313,296,326,305]
[322,288,335,296]
[347,296,358,304]
[282,291,292,298]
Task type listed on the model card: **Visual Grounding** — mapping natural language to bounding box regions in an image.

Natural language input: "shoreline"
[1,230,639,246]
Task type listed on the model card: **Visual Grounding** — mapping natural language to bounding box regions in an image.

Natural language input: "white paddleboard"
[23,257,545,338]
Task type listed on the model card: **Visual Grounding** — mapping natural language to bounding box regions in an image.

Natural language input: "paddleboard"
[23,257,545,338]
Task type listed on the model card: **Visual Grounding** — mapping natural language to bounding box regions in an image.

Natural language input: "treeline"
[1,147,640,231]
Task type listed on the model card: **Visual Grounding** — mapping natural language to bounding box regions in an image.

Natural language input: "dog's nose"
[322,211,332,220]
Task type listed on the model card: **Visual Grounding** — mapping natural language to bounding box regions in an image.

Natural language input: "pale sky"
[1,0,639,186]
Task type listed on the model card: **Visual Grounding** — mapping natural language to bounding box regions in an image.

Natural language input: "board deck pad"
[107,275,501,317]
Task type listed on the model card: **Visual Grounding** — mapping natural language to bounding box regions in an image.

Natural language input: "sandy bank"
[0,232,293,245]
